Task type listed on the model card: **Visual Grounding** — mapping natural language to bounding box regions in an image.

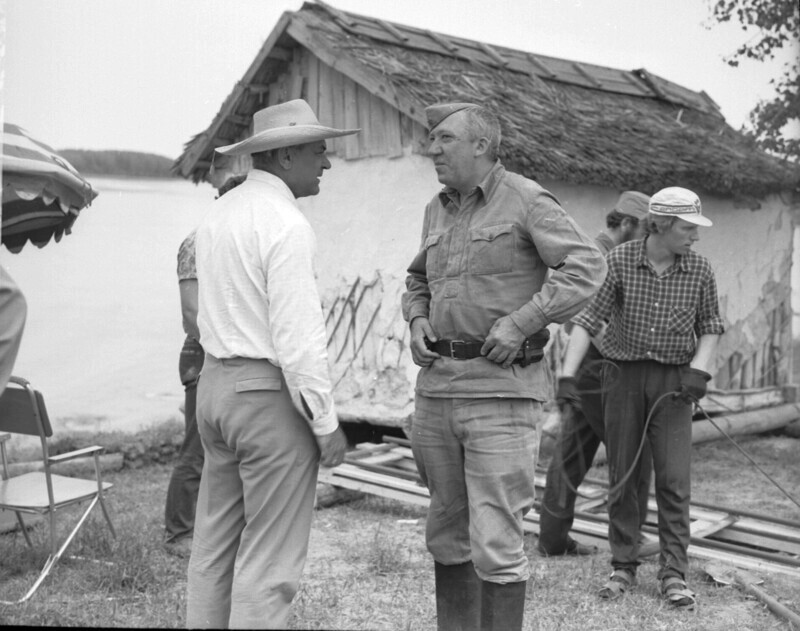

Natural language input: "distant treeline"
[59,149,177,178]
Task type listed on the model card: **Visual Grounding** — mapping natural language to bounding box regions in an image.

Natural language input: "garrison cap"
[614,191,650,221]
[425,102,479,130]
[649,187,712,227]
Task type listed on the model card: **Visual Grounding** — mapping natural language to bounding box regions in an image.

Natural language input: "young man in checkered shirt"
[560,187,724,610]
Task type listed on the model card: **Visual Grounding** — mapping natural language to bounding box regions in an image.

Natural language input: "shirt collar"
[247,169,296,202]
[637,235,688,272]
[438,160,505,207]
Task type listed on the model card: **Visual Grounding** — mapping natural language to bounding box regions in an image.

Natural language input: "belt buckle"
[448,339,465,359]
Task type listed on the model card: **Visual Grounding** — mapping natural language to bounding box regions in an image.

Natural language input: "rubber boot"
[434,561,481,631]
[479,579,526,631]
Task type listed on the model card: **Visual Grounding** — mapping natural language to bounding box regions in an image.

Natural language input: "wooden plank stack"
[318,437,800,580]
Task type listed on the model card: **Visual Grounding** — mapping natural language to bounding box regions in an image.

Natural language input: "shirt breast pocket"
[668,306,695,335]
[468,224,515,275]
[424,233,445,280]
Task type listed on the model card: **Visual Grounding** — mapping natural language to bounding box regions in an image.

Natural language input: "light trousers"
[186,355,319,629]
[411,395,540,583]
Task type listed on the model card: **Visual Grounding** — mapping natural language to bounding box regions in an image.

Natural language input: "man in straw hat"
[562,186,723,610]
[402,102,606,630]
[186,99,357,629]
[538,190,654,558]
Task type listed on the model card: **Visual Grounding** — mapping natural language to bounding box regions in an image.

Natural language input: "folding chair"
[0,376,116,604]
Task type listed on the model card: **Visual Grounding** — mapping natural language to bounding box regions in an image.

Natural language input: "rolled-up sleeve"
[508,198,607,336]
[695,266,725,337]
[572,267,616,337]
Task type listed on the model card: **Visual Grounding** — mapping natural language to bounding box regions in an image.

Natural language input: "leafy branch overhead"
[708,0,800,160]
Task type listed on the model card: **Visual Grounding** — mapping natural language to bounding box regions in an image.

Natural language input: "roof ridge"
[306,0,720,115]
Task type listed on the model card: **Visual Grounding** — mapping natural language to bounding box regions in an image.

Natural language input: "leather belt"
[426,330,550,367]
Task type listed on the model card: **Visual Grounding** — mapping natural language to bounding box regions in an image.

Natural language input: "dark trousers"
[539,345,652,553]
[603,360,692,579]
[165,338,205,543]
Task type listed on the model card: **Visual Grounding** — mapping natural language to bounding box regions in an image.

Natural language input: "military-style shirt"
[402,161,606,400]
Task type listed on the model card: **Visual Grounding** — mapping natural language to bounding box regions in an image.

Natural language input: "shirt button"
[654,302,659,307]
[650,327,655,332]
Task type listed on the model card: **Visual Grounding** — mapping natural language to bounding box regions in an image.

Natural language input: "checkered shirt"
[573,238,724,365]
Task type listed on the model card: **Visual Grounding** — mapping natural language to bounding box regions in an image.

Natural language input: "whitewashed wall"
[296,158,795,425]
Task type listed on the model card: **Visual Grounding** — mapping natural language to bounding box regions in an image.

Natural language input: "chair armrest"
[0,433,10,444]
[48,445,106,463]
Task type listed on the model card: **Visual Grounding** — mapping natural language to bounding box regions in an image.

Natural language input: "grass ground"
[0,435,798,629]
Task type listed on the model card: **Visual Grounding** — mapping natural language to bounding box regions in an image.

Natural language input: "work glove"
[556,377,581,413]
[677,367,711,404]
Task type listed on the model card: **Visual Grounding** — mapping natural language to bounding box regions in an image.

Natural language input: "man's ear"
[276,146,293,170]
[473,136,490,158]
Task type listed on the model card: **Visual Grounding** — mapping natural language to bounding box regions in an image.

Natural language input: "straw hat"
[649,187,711,227]
[216,99,360,156]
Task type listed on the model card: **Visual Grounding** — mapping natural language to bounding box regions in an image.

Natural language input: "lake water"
[1,177,217,434]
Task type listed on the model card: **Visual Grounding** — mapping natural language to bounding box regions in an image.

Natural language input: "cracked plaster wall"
[294,159,795,424]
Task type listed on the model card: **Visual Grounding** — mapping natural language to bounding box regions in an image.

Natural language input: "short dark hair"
[605,209,641,229]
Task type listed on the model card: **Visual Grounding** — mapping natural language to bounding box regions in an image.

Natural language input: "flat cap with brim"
[425,102,479,130]
[649,186,711,227]
[614,191,650,220]
[216,99,360,156]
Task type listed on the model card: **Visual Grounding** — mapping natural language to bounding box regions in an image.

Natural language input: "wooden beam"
[525,53,557,79]
[376,19,409,43]
[424,29,459,54]
[620,71,653,96]
[692,403,800,444]
[477,41,509,66]
[315,0,356,27]
[572,62,603,88]
[590,402,800,465]
[343,76,360,158]
[245,84,271,95]
[289,73,304,100]
[703,387,785,414]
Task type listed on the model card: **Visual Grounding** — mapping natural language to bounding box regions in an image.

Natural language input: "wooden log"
[589,403,800,464]
[692,403,800,444]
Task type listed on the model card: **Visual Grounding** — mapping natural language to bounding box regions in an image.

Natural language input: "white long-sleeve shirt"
[195,169,338,436]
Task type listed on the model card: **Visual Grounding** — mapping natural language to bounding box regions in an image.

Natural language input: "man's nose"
[322,156,331,170]
[427,140,441,156]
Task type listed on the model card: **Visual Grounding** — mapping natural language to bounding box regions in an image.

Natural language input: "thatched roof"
[175,0,799,199]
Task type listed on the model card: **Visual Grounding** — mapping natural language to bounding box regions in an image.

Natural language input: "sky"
[2,0,798,160]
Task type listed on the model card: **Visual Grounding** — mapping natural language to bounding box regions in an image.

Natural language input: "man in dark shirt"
[538,191,653,557]
[565,187,723,610]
